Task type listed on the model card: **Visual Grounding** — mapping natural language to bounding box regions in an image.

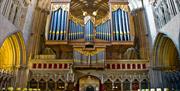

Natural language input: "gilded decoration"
[51,3,70,11]
[111,4,129,12]
[74,48,105,56]
[95,13,110,26]
[69,13,84,25]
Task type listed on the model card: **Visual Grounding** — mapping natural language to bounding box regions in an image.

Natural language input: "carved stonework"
[29,69,149,85]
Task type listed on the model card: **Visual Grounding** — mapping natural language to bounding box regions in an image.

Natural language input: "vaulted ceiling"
[70,0,109,20]
[36,0,156,20]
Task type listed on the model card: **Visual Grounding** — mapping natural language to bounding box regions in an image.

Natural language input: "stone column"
[139,80,141,90]
[55,81,57,91]
[22,0,37,46]
[34,10,46,55]
[18,66,29,88]
[15,67,23,88]
[121,81,123,91]
[13,66,20,88]
[130,80,133,91]
[46,81,48,91]
[65,82,68,91]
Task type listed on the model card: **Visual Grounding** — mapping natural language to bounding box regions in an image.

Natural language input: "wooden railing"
[106,59,149,70]
[29,59,149,71]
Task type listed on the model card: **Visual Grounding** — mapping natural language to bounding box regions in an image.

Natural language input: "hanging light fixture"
[92,10,98,16]
[83,11,87,16]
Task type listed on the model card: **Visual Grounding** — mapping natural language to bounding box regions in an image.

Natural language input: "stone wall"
[0,14,19,46]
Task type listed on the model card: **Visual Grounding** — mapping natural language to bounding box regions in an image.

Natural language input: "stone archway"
[78,75,100,91]
[153,33,179,70]
[152,33,180,89]
[0,32,26,69]
[0,32,26,88]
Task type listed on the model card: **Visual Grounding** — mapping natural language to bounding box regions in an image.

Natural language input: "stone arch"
[104,79,112,91]
[153,33,179,69]
[0,32,26,71]
[132,79,139,90]
[114,79,121,90]
[141,79,149,89]
[78,75,101,91]
[47,79,55,91]
[39,79,46,90]
[123,79,130,91]
[29,79,38,88]
[56,79,65,90]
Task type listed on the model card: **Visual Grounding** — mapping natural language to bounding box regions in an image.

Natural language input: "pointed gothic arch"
[0,32,26,71]
[153,33,179,69]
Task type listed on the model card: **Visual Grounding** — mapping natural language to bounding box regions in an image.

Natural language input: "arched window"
[104,79,112,91]
[48,79,55,91]
[132,79,139,90]
[29,79,37,88]
[39,79,46,90]
[114,79,121,91]
[123,79,130,91]
[56,79,65,90]
[141,79,148,89]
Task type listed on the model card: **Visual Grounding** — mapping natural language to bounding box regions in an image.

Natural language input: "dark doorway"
[86,85,95,91]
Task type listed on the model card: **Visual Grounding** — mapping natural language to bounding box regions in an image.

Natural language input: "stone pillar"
[18,66,29,88]
[150,69,160,88]
[22,0,37,46]
[34,10,46,55]
[37,80,39,89]
[28,8,48,58]
[46,81,48,91]
[112,81,114,91]
[130,80,132,91]
[139,80,142,90]
[121,81,123,91]
[55,81,57,91]
[65,82,68,91]
[13,66,20,88]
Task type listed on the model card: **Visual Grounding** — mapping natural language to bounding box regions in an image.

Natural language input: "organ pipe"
[112,8,131,41]
[48,8,68,40]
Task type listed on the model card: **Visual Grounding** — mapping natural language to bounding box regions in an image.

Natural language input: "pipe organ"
[96,20,111,41]
[84,16,94,42]
[48,4,70,41]
[68,20,84,40]
[46,4,133,42]
[45,0,135,68]
[112,8,131,41]
[73,48,105,67]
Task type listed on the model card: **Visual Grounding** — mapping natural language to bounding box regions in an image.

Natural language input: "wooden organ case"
[45,0,135,69]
